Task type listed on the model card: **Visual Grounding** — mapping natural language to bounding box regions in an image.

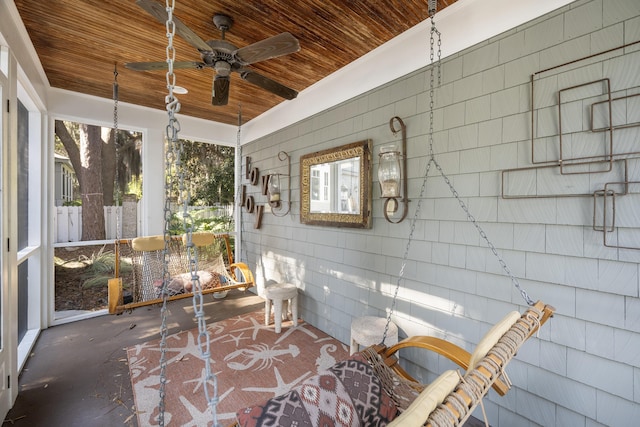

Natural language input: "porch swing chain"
[381,9,440,344]
[158,1,220,426]
[113,65,120,241]
[382,2,533,345]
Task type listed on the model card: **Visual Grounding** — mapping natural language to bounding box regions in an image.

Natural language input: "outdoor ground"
[54,244,126,311]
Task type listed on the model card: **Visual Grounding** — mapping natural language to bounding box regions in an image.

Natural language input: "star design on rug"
[230,312,256,326]
[230,316,270,340]
[127,354,149,379]
[224,331,250,346]
[178,389,237,426]
[130,340,157,356]
[184,367,234,397]
[147,332,211,374]
[207,322,226,336]
[242,366,311,397]
[274,322,318,344]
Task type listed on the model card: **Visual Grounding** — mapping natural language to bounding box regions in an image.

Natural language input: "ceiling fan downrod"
[213,14,233,40]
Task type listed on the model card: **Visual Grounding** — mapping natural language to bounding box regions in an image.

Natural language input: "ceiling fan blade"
[240,70,298,100]
[212,75,230,106]
[124,61,204,71]
[136,0,211,52]
[235,32,300,65]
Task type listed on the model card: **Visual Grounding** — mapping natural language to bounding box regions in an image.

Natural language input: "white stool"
[264,283,298,333]
[350,316,398,354]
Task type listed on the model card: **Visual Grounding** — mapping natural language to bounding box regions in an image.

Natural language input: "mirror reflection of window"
[323,171,329,201]
[311,168,320,200]
[338,159,359,214]
[309,159,360,213]
[310,164,331,212]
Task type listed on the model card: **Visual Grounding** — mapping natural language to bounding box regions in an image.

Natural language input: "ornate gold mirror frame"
[300,139,372,228]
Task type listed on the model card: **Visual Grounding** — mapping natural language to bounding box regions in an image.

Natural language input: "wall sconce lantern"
[267,173,282,203]
[379,116,409,223]
[267,151,291,217]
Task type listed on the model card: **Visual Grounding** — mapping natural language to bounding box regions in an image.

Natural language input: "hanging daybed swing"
[107,2,255,316]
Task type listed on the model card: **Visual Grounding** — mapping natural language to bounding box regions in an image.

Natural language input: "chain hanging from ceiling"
[158,1,220,426]
[113,64,120,241]
[382,0,535,345]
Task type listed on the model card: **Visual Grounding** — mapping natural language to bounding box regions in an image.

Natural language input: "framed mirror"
[300,139,372,228]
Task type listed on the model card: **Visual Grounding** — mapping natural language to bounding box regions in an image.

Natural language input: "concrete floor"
[4,291,265,427]
[4,291,487,427]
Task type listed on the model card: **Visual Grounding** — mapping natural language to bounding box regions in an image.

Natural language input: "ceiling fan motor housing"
[215,61,232,76]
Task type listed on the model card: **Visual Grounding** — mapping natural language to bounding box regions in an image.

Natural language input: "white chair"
[263,283,298,333]
[350,316,398,354]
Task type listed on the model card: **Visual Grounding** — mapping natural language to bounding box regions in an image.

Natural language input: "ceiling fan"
[125,0,300,106]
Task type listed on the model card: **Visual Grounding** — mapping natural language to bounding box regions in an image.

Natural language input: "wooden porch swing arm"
[374,335,511,396]
[228,262,255,286]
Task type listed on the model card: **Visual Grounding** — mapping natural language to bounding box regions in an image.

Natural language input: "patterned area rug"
[127,310,350,426]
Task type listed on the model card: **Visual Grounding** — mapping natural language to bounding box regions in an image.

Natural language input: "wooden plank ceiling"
[14,0,457,126]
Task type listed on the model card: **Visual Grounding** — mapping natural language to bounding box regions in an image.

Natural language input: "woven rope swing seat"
[109,232,255,314]
[367,301,555,426]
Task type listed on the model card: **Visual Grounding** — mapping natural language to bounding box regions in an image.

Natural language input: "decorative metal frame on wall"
[503,40,640,250]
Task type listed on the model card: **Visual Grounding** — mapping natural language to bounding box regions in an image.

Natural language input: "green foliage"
[170,140,235,206]
[81,248,132,289]
[168,207,234,235]
[126,176,143,200]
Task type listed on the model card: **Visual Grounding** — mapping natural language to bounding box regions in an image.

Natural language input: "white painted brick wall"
[241,1,640,424]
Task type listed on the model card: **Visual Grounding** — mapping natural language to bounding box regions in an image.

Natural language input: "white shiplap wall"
[240,0,640,425]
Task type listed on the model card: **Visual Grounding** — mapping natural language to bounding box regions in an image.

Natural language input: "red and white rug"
[127,310,349,426]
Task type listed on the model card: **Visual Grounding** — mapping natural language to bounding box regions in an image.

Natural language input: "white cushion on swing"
[387,369,459,426]
[469,310,520,370]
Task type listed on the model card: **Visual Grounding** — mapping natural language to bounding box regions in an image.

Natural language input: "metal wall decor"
[504,40,640,250]
[242,156,264,228]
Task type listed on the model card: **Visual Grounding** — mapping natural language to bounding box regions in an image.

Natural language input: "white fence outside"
[54,203,233,243]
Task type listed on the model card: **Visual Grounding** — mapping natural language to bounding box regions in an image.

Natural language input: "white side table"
[264,283,298,333]
[350,316,398,354]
